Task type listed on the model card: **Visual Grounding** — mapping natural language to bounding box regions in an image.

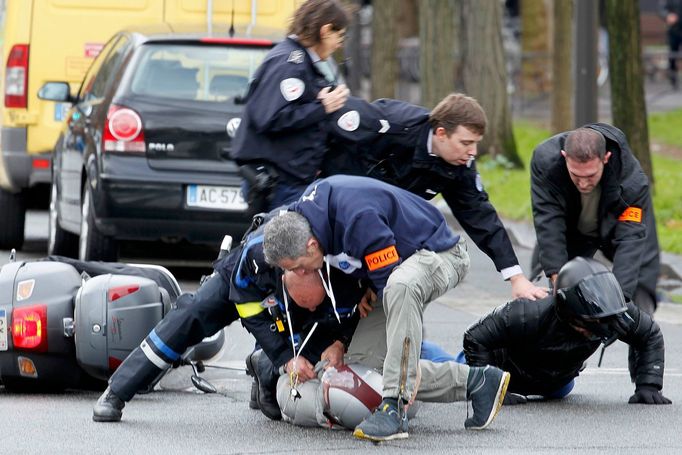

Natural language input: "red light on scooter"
[108,356,123,372]
[12,305,48,352]
[108,285,140,302]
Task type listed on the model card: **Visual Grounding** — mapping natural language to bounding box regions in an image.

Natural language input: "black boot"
[245,350,281,420]
[93,387,125,422]
[248,380,260,410]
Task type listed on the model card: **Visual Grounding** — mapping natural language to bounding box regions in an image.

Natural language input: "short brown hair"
[429,93,487,136]
[289,0,350,45]
[564,128,606,162]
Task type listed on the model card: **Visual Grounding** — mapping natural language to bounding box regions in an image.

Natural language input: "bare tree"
[521,0,550,95]
[340,0,362,94]
[418,0,457,108]
[459,0,523,167]
[605,0,653,183]
[551,0,573,133]
[370,0,399,99]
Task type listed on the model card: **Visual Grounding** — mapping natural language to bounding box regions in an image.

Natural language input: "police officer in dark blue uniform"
[231,0,351,214]
[91,219,366,423]
[323,93,546,300]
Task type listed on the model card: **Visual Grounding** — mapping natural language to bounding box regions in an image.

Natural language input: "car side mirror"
[38,82,73,103]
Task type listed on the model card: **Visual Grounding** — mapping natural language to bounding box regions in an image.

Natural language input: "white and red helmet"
[320,363,383,429]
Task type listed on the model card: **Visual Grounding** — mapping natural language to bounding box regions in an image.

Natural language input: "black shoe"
[93,387,125,422]
[245,350,281,420]
[248,380,260,410]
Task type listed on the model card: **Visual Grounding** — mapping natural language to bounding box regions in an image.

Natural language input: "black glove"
[503,392,527,405]
[628,385,672,405]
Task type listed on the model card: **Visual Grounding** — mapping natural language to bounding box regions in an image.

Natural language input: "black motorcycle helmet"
[555,257,628,341]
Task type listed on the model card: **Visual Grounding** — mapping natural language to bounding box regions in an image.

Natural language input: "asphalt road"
[2,210,682,454]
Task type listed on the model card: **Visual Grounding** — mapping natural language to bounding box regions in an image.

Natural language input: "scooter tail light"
[108,284,140,302]
[12,304,48,352]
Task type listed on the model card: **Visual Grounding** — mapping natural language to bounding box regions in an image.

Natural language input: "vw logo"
[226,117,242,138]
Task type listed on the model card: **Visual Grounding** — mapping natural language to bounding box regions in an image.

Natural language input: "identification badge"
[280,78,305,101]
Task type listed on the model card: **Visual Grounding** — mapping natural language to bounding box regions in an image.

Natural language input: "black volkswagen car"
[39,25,276,261]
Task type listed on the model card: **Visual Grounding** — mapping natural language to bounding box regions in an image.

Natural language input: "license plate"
[0,309,7,351]
[54,102,71,122]
[186,185,247,211]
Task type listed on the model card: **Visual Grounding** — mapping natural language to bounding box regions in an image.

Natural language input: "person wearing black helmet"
[463,257,671,405]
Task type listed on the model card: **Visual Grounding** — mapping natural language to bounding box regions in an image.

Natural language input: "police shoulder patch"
[280,78,305,101]
[618,206,642,223]
[364,245,400,271]
[337,110,360,132]
[475,173,484,192]
[287,50,304,64]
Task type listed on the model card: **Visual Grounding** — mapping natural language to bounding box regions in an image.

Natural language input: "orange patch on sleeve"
[618,207,642,223]
[364,245,400,271]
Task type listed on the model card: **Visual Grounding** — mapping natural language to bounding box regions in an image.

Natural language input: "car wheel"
[0,187,26,250]
[47,178,78,257]
[79,183,117,261]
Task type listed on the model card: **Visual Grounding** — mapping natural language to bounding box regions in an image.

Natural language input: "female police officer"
[231,0,351,213]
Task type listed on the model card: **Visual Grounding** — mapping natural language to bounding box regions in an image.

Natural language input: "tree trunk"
[520,0,550,95]
[459,0,523,167]
[418,0,457,108]
[398,0,419,38]
[340,0,362,94]
[370,0,399,99]
[605,0,653,184]
[551,0,573,133]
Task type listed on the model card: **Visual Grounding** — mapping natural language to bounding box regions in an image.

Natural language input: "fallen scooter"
[0,241,229,393]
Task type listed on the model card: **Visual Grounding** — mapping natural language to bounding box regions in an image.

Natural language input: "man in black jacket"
[324,93,546,301]
[464,257,671,405]
[530,124,659,317]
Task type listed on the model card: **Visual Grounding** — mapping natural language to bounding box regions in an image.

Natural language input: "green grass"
[671,294,682,305]
[479,118,682,254]
[649,109,682,147]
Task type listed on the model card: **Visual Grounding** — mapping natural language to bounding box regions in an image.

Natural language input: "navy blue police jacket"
[289,175,460,297]
[215,222,362,368]
[231,37,333,184]
[322,96,519,273]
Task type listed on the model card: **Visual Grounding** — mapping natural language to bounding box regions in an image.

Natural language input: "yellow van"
[0,0,298,249]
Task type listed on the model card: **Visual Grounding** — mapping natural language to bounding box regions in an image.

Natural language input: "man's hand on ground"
[628,386,672,405]
[510,274,549,300]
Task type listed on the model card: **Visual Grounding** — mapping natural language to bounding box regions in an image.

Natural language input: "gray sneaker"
[353,398,408,442]
[465,365,510,430]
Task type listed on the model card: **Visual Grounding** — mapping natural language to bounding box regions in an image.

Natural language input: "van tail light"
[12,304,48,352]
[5,44,29,108]
[103,105,146,153]
[108,284,140,302]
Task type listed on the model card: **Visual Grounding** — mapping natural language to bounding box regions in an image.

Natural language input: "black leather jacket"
[463,296,665,396]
